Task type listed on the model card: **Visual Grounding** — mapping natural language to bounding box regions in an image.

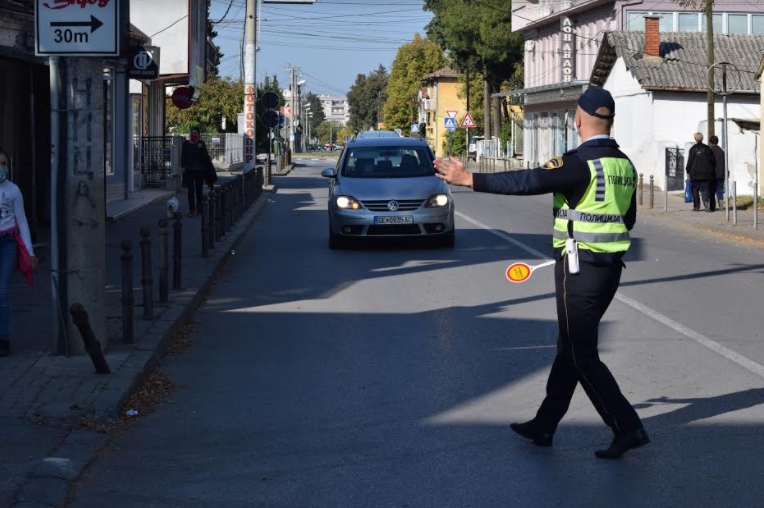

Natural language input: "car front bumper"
[329,207,454,237]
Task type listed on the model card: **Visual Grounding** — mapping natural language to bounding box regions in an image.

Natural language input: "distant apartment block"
[318,95,350,126]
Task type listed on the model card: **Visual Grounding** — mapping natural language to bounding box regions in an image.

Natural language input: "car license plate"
[374,216,413,225]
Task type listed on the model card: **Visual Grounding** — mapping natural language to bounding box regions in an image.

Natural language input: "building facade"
[418,68,466,157]
[511,0,764,166]
[590,27,762,194]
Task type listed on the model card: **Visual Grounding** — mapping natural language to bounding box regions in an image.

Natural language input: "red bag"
[12,231,34,286]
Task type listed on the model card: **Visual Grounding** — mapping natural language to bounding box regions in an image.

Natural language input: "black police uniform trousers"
[534,257,643,436]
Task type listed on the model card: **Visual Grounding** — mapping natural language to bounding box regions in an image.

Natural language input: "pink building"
[509,0,764,165]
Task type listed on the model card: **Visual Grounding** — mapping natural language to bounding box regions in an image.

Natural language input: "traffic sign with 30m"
[36,0,120,56]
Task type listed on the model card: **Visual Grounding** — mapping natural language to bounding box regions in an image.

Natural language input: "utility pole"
[62,58,106,355]
[287,66,297,153]
[483,78,491,140]
[706,0,715,141]
[243,0,257,172]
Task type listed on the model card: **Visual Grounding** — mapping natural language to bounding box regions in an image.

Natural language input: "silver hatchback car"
[321,137,455,248]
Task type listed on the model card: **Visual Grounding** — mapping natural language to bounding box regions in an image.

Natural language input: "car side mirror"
[321,168,336,178]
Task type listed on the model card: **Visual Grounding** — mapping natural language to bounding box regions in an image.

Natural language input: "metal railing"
[136,136,180,188]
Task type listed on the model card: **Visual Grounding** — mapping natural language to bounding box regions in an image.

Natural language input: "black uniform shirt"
[471,138,637,264]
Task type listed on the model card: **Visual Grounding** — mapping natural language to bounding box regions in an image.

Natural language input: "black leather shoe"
[510,420,553,447]
[595,428,650,459]
[0,340,10,357]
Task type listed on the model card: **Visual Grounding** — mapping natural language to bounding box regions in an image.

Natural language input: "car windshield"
[357,131,399,139]
[341,146,434,178]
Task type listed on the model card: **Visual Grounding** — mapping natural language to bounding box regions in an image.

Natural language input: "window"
[566,110,579,151]
[753,15,764,35]
[678,12,699,32]
[624,11,674,32]
[701,13,723,33]
[728,14,748,34]
[554,112,566,156]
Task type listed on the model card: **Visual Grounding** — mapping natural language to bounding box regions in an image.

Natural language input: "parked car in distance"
[468,135,484,160]
[321,137,455,249]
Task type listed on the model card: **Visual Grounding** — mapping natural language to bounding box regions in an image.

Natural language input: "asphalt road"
[68,158,764,508]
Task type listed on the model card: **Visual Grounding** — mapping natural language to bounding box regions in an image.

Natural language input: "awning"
[492,80,589,106]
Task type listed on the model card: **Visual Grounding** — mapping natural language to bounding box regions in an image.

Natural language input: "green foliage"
[315,120,342,144]
[304,92,326,132]
[347,65,389,132]
[383,34,445,133]
[423,0,523,94]
[166,74,286,152]
[166,76,243,134]
[441,130,467,156]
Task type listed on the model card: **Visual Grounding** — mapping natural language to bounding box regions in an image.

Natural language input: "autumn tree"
[166,76,243,133]
[383,34,445,134]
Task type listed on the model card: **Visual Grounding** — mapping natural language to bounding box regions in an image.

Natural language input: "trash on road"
[125,409,139,417]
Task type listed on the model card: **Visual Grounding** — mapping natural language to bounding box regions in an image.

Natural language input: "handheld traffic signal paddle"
[505,260,556,283]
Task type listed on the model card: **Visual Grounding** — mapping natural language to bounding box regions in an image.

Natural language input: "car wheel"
[438,229,455,248]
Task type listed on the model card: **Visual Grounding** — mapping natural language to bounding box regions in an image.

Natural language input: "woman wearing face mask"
[0,149,37,357]
[180,127,212,217]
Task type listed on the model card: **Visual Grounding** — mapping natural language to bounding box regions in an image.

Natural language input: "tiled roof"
[423,67,459,80]
[590,31,764,93]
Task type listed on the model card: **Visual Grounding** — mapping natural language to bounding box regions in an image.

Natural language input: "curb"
[9,186,276,508]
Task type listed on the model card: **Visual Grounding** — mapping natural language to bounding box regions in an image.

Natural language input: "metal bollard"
[243,173,250,210]
[201,195,209,258]
[70,303,111,374]
[158,220,169,304]
[226,182,233,231]
[120,240,134,344]
[172,213,183,290]
[649,175,654,209]
[215,186,224,242]
[733,181,737,226]
[208,189,216,249]
[638,173,644,206]
[140,227,154,320]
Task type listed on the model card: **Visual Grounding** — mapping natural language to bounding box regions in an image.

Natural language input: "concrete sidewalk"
[1,176,275,508]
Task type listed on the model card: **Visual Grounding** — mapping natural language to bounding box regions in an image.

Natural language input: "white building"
[318,94,349,126]
[590,24,762,194]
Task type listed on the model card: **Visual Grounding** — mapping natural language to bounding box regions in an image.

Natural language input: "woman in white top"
[0,149,37,356]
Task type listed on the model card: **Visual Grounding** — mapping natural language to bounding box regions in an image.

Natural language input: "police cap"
[577,87,615,119]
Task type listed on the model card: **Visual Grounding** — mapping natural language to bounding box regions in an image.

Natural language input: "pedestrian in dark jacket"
[685,132,716,212]
[708,135,725,211]
[181,127,212,217]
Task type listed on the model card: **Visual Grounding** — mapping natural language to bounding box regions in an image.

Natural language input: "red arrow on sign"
[460,112,477,129]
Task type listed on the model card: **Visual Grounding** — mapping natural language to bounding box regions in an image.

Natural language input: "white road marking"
[457,210,764,380]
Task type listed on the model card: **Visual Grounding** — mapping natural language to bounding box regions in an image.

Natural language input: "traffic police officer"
[433,87,649,459]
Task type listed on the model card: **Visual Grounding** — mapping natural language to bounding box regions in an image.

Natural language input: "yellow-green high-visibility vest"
[553,157,636,254]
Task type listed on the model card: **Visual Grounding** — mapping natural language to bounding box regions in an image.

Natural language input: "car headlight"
[426,194,449,208]
[335,196,362,210]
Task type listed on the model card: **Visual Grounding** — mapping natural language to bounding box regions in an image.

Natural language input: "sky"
[209,0,434,98]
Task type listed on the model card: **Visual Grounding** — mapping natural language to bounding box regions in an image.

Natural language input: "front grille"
[361,199,425,212]
[367,224,422,235]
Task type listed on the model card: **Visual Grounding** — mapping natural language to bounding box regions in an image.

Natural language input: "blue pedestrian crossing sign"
[444,117,457,132]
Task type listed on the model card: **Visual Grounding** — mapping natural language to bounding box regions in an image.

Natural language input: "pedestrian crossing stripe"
[460,113,477,129]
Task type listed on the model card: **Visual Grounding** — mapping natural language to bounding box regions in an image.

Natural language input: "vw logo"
[387,200,399,211]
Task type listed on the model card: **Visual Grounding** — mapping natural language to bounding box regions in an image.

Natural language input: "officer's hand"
[434,157,473,188]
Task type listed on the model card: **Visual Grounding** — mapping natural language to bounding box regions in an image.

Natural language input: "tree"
[383,34,445,134]
[423,0,523,138]
[166,76,243,133]
[316,120,342,144]
[304,92,326,132]
[347,65,389,132]
[206,0,223,77]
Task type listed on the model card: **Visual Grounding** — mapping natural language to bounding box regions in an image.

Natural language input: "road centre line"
[456,211,764,380]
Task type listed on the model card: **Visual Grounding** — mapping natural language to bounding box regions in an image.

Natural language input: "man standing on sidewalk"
[709,135,726,211]
[685,132,716,212]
